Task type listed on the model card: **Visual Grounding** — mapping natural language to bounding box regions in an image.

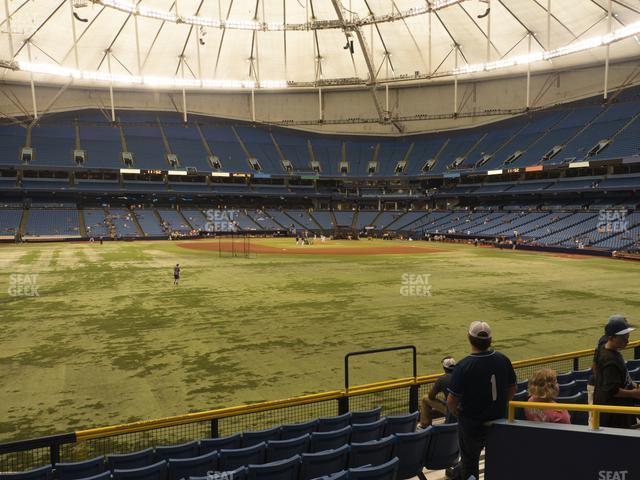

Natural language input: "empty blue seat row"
[0,425,458,480]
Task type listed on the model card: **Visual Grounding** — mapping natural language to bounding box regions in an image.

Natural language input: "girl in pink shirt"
[524,368,571,424]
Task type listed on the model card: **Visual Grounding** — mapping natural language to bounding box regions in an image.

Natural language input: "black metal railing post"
[344,345,417,391]
[338,397,349,415]
[409,384,420,413]
[635,345,640,360]
[573,357,580,371]
[210,419,219,438]
[50,444,60,466]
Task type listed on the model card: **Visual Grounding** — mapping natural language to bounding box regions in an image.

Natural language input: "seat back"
[516,379,528,392]
[317,413,352,433]
[348,435,395,468]
[113,460,168,480]
[309,426,351,453]
[555,371,574,384]
[279,420,318,440]
[155,441,200,462]
[219,443,267,471]
[247,455,301,480]
[351,419,387,444]
[168,451,218,480]
[628,367,640,382]
[55,457,105,480]
[391,428,431,480]
[626,359,640,371]
[350,407,382,425]
[558,380,577,397]
[242,427,281,448]
[0,465,53,480]
[107,449,155,471]
[559,391,588,425]
[424,423,459,471]
[200,434,243,455]
[574,379,588,392]
[571,368,592,381]
[348,456,399,480]
[299,445,350,480]
[266,434,310,462]
[189,466,247,480]
[383,412,419,436]
[513,390,528,420]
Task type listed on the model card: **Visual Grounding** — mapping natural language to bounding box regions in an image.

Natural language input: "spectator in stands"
[588,327,609,425]
[418,356,457,429]
[524,368,570,424]
[594,315,640,428]
[448,321,517,480]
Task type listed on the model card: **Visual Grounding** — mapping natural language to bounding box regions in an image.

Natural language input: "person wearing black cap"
[593,315,640,429]
[418,356,457,429]
[447,321,517,480]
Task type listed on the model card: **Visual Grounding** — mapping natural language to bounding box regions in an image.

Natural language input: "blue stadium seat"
[423,423,459,471]
[317,413,351,432]
[266,434,310,462]
[247,455,301,480]
[309,426,352,453]
[113,460,168,480]
[242,427,281,447]
[348,435,395,468]
[55,457,106,480]
[107,449,155,471]
[629,367,640,382]
[571,368,592,381]
[391,428,430,480]
[348,457,399,480]
[574,379,588,392]
[74,472,111,480]
[0,465,53,480]
[219,443,267,471]
[513,390,528,420]
[299,445,350,480]
[556,391,588,425]
[516,380,528,392]
[190,466,247,480]
[350,407,382,425]
[555,372,575,384]
[383,412,418,436]
[200,433,243,454]
[279,420,318,440]
[558,381,577,397]
[626,359,640,370]
[168,451,218,480]
[350,419,386,444]
[155,441,200,461]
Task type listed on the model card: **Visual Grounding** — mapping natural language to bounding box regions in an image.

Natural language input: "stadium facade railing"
[1,341,639,473]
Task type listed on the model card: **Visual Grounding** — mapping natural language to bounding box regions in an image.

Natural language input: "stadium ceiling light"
[7,20,640,89]
[12,61,286,90]
[452,20,640,76]
[93,0,464,31]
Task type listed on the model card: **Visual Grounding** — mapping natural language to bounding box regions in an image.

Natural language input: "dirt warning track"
[177,241,447,255]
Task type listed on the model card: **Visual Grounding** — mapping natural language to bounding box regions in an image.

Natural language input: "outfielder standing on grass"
[173,263,180,286]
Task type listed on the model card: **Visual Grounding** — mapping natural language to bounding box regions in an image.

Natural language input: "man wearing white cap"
[593,315,640,429]
[418,356,457,429]
[447,321,517,480]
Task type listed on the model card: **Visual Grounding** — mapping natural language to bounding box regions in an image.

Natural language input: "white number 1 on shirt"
[490,374,497,401]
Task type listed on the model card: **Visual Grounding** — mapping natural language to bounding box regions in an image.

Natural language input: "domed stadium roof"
[1,0,640,91]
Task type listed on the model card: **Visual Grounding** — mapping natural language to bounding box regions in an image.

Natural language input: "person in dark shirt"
[447,321,517,480]
[594,315,640,429]
[173,264,180,286]
[418,356,456,428]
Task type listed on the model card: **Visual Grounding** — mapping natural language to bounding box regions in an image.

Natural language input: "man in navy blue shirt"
[447,321,517,480]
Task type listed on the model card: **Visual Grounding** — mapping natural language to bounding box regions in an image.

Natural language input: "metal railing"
[2,341,639,472]
[508,401,640,430]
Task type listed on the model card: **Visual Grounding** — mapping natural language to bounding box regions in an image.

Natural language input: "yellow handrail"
[507,400,640,430]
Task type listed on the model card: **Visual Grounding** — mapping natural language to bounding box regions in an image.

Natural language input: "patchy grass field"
[1,238,639,441]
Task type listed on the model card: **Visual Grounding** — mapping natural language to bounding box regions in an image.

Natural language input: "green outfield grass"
[1,238,639,442]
